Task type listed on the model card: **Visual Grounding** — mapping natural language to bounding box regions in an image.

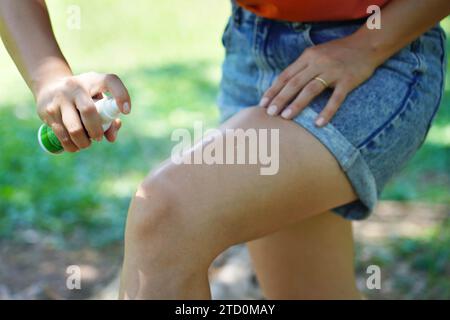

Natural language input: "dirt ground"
[0,200,448,300]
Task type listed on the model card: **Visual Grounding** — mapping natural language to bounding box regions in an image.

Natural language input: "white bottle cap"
[96,97,121,131]
[98,97,120,120]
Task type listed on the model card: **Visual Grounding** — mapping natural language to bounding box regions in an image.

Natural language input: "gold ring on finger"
[314,76,329,88]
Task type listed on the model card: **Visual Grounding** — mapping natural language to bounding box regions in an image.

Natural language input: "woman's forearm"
[348,0,450,66]
[0,0,72,98]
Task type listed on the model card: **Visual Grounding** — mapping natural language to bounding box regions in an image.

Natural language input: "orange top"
[236,0,390,22]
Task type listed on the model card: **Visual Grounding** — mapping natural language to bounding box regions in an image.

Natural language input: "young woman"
[0,0,448,299]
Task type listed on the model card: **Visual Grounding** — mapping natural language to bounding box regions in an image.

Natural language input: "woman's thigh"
[247,210,361,299]
[138,106,357,258]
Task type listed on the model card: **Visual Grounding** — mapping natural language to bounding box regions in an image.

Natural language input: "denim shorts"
[217,5,447,220]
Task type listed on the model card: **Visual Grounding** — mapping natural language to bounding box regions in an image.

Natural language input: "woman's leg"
[247,210,362,300]
[119,106,357,299]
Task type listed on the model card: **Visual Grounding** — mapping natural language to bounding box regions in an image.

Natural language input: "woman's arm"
[259,0,450,127]
[0,0,131,152]
[0,0,71,96]
[351,0,450,66]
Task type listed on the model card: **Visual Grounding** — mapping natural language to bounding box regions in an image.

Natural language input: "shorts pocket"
[303,21,363,47]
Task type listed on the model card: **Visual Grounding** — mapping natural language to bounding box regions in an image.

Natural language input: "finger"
[104,118,121,143]
[315,84,349,127]
[280,77,327,120]
[90,73,131,114]
[265,67,316,116]
[61,103,91,149]
[46,107,79,153]
[259,61,308,108]
[50,121,79,153]
[75,93,104,142]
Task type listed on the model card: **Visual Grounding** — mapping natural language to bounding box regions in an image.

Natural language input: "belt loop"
[233,6,243,27]
[291,22,306,32]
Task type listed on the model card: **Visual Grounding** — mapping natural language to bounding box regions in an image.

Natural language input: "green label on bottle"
[39,124,63,154]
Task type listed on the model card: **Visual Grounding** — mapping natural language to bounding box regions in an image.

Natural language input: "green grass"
[0,0,228,245]
[355,217,450,299]
[0,1,448,248]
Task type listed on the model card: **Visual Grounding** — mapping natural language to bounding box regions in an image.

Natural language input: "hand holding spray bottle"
[38,97,121,154]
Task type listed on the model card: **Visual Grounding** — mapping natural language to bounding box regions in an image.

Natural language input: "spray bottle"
[38,97,120,154]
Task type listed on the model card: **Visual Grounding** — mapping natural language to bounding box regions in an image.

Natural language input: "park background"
[0,0,449,299]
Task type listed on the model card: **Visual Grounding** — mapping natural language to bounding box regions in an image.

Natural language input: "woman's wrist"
[342,29,394,69]
[31,58,73,100]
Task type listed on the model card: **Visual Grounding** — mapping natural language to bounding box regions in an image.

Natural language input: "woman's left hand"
[259,37,380,127]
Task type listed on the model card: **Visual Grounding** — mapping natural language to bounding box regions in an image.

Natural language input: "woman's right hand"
[35,72,131,152]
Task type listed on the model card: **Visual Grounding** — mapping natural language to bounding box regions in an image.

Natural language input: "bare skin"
[1,0,449,300]
[248,211,360,299]
[118,107,358,299]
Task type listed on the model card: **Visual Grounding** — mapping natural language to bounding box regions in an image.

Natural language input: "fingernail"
[267,105,278,116]
[281,108,292,119]
[315,117,326,127]
[123,102,130,113]
[259,97,269,108]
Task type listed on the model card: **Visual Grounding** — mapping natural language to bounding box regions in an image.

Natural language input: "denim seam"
[429,28,447,122]
[261,25,280,77]
[413,28,448,150]
[253,18,274,98]
[340,149,360,171]
[410,38,425,73]
[253,17,262,97]
[336,152,378,219]
[356,72,421,149]
[302,24,316,47]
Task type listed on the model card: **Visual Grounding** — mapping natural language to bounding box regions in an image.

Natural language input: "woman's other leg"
[248,210,361,300]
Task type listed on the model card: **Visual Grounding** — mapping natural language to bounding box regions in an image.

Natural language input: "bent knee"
[127,163,231,251]
[127,166,181,239]
[127,163,210,237]
[126,164,229,262]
